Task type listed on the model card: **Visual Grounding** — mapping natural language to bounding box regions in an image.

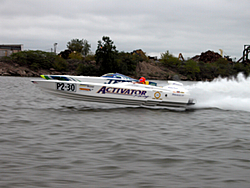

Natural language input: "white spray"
[186,73,250,112]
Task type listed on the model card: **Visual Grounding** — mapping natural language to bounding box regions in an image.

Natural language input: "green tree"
[197,61,213,80]
[243,64,250,77]
[76,62,98,76]
[85,53,95,62]
[234,62,246,76]
[183,60,200,80]
[213,58,235,77]
[116,51,138,75]
[53,56,68,71]
[67,39,84,53]
[67,39,91,56]
[160,51,181,68]
[82,39,91,56]
[95,36,118,74]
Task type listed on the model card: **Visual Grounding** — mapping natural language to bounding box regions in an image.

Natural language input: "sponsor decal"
[79,88,92,91]
[173,91,184,94]
[97,86,149,98]
[154,91,161,99]
[79,84,94,91]
[80,84,94,88]
[172,83,183,86]
[107,80,129,84]
[168,87,178,89]
[172,93,184,97]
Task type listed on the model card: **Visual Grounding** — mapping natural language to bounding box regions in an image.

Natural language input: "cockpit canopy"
[101,73,135,80]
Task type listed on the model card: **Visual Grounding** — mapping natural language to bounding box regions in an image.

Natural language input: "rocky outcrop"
[191,50,222,63]
[0,62,37,76]
[0,61,70,77]
[135,60,187,80]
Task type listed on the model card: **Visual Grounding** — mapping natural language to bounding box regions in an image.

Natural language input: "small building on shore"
[0,44,23,57]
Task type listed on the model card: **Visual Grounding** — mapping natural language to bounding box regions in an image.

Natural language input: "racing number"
[66,83,76,91]
[57,83,64,90]
[56,83,76,92]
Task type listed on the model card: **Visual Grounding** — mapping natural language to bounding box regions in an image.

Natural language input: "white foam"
[186,73,250,112]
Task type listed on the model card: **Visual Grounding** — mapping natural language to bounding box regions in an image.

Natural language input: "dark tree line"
[2,36,249,80]
[160,51,250,80]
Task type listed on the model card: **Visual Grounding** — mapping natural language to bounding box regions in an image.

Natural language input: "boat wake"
[186,73,250,112]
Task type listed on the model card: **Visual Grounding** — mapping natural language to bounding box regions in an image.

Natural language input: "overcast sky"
[1,0,249,60]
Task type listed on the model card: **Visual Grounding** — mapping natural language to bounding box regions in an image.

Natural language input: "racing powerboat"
[31,73,195,108]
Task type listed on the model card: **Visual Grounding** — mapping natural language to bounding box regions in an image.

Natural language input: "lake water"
[1,74,250,188]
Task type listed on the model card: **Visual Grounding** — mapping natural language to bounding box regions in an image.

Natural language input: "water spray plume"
[186,73,250,112]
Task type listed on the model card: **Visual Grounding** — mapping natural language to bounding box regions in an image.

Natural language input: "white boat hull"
[32,79,195,108]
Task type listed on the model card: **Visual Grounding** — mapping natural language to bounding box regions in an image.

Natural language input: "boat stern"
[187,98,196,105]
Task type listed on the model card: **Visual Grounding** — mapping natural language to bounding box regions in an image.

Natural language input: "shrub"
[160,51,181,68]
[9,50,67,71]
[53,57,68,71]
[68,52,83,60]
[76,63,98,76]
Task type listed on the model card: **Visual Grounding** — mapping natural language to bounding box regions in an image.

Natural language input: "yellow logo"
[154,91,161,99]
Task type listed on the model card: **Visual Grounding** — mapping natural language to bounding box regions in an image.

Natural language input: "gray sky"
[1,0,249,60]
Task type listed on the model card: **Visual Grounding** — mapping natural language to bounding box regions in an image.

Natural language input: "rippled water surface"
[1,75,250,188]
